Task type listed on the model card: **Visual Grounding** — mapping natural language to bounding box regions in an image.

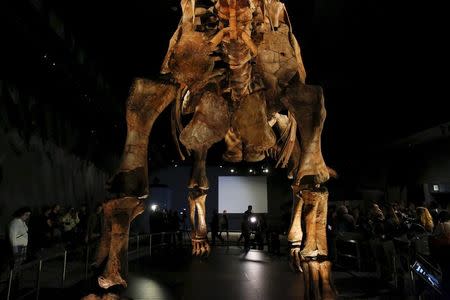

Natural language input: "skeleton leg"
[97,197,144,289]
[282,82,329,184]
[288,185,304,271]
[189,189,210,256]
[298,188,336,299]
[107,78,179,198]
[319,261,335,300]
[98,79,178,289]
[93,202,112,268]
[301,189,320,257]
[301,259,335,300]
[188,147,210,256]
[316,189,328,256]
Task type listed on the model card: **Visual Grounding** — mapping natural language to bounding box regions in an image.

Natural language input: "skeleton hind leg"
[188,147,211,256]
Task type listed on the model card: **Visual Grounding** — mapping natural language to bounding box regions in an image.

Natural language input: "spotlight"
[230,168,235,173]
[174,164,178,167]
[151,204,158,212]
[263,168,269,173]
[249,169,254,173]
[250,216,257,223]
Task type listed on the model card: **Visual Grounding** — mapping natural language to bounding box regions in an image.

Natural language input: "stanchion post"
[36,260,42,300]
[149,234,152,256]
[62,250,67,288]
[85,244,90,280]
[137,235,140,254]
[6,269,13,300]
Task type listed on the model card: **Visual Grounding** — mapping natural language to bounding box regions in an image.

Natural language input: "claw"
[290,246,303,273]
[98,274,127,289]
[203,242,211,256]
[192,238,210,257]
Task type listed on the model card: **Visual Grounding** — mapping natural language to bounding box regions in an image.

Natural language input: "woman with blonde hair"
[416,206,434,233]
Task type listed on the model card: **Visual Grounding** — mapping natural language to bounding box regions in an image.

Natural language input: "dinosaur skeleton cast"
[96,0,336,298]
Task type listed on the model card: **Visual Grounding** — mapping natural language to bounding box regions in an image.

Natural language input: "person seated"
[433,210,450,244]
[335,205,355,233]
[384,205,401,239]
[416,207,434,233]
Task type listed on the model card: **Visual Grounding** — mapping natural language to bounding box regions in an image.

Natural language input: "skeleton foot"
[302,258,336,300]
[302,259,336,300]
[98,274,127,289]
[191,238,210,256]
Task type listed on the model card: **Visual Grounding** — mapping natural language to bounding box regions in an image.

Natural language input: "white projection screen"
[218,176,268,213]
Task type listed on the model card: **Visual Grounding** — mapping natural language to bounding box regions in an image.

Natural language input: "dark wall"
[0,128,108,235]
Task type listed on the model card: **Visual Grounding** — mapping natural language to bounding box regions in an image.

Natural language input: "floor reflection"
[122,275,174,299]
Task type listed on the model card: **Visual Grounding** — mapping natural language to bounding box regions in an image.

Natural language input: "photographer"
[241,205,252,251]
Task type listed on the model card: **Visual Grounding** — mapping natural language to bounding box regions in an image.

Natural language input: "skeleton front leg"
[97,78,178,289]
[107,78,179,198]
[98,197,144,289]
[282,82,329,185]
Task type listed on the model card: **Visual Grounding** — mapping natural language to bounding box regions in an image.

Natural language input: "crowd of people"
[2,202,105,269]
[328,200,450,294]
[329,201,449,246]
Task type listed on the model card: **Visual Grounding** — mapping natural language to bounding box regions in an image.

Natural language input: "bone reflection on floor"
[123,275,172,299]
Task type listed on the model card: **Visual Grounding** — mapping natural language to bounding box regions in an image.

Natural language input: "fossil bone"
[99,1,336,298]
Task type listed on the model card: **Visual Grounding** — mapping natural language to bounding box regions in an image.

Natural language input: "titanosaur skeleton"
[95,1,336,298]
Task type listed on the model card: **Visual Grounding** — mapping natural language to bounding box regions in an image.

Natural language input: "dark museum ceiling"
[1,0,448,173]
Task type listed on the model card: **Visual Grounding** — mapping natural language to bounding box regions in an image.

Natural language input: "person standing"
[219,210,229,244]
[9,207,32,267]
[238,205,252,251]
[210,209,223,245]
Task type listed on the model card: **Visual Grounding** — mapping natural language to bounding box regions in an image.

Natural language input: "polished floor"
[123,247,303,300]
[30,244,401,300]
